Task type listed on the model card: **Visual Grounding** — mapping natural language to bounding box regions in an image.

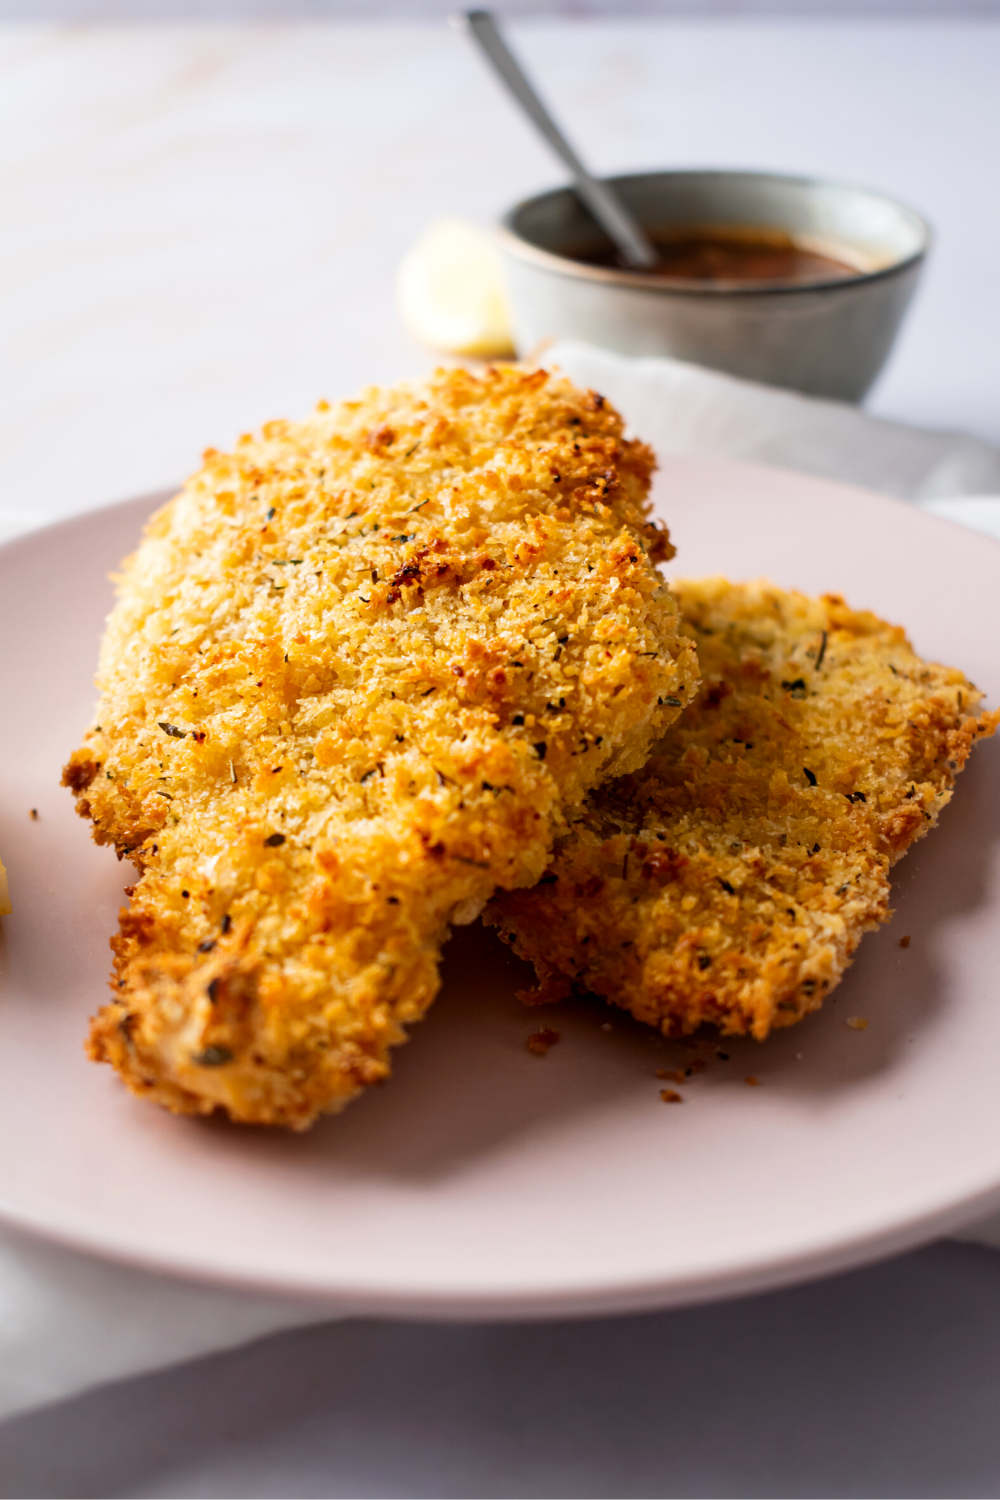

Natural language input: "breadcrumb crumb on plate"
[0,456,999,1317]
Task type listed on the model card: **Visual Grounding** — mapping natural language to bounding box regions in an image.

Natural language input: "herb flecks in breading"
[63,365,699,1128]
[487,578,998,1041]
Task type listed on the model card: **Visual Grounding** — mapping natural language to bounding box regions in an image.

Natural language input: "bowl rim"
[498,167,931,299]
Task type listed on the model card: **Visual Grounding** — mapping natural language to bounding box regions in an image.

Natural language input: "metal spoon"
[455,9,660,270]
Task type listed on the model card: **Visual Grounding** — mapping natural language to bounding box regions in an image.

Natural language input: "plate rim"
[2,1164,1000,1320]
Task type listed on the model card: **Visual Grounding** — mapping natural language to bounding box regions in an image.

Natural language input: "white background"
[1,16,999,1496]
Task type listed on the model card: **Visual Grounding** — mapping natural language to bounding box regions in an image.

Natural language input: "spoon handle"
[458,10,659,270]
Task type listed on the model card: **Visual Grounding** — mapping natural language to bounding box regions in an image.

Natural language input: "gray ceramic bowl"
[498,169,930,403]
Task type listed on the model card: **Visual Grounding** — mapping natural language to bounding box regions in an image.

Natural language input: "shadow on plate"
[183,739,1000,1184]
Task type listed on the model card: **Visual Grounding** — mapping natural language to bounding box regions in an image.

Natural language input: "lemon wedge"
[0,854,10,916]
[396,218,515,359]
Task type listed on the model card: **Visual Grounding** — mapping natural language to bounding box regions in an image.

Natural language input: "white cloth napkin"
[546,340,1000,508]
[3,346,1000,1424]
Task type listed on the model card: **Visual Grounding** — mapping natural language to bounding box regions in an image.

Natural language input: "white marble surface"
[2,19,999,526]
[3,18,1000,1497]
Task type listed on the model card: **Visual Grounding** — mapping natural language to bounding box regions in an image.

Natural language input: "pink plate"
[0,458,998,1317]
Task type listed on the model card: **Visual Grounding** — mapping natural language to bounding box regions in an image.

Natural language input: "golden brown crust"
[487,578,999,1040]
[64,365,699,1127]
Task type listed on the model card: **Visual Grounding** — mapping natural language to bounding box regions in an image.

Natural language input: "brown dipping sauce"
[576,227,861,285]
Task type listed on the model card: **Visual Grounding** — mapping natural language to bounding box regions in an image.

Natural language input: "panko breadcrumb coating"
[487,578,999,1040]
[63,365,699,1128]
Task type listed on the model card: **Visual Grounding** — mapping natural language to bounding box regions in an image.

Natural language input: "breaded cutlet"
[487,578,999,1041]
[63,365,700,1128]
